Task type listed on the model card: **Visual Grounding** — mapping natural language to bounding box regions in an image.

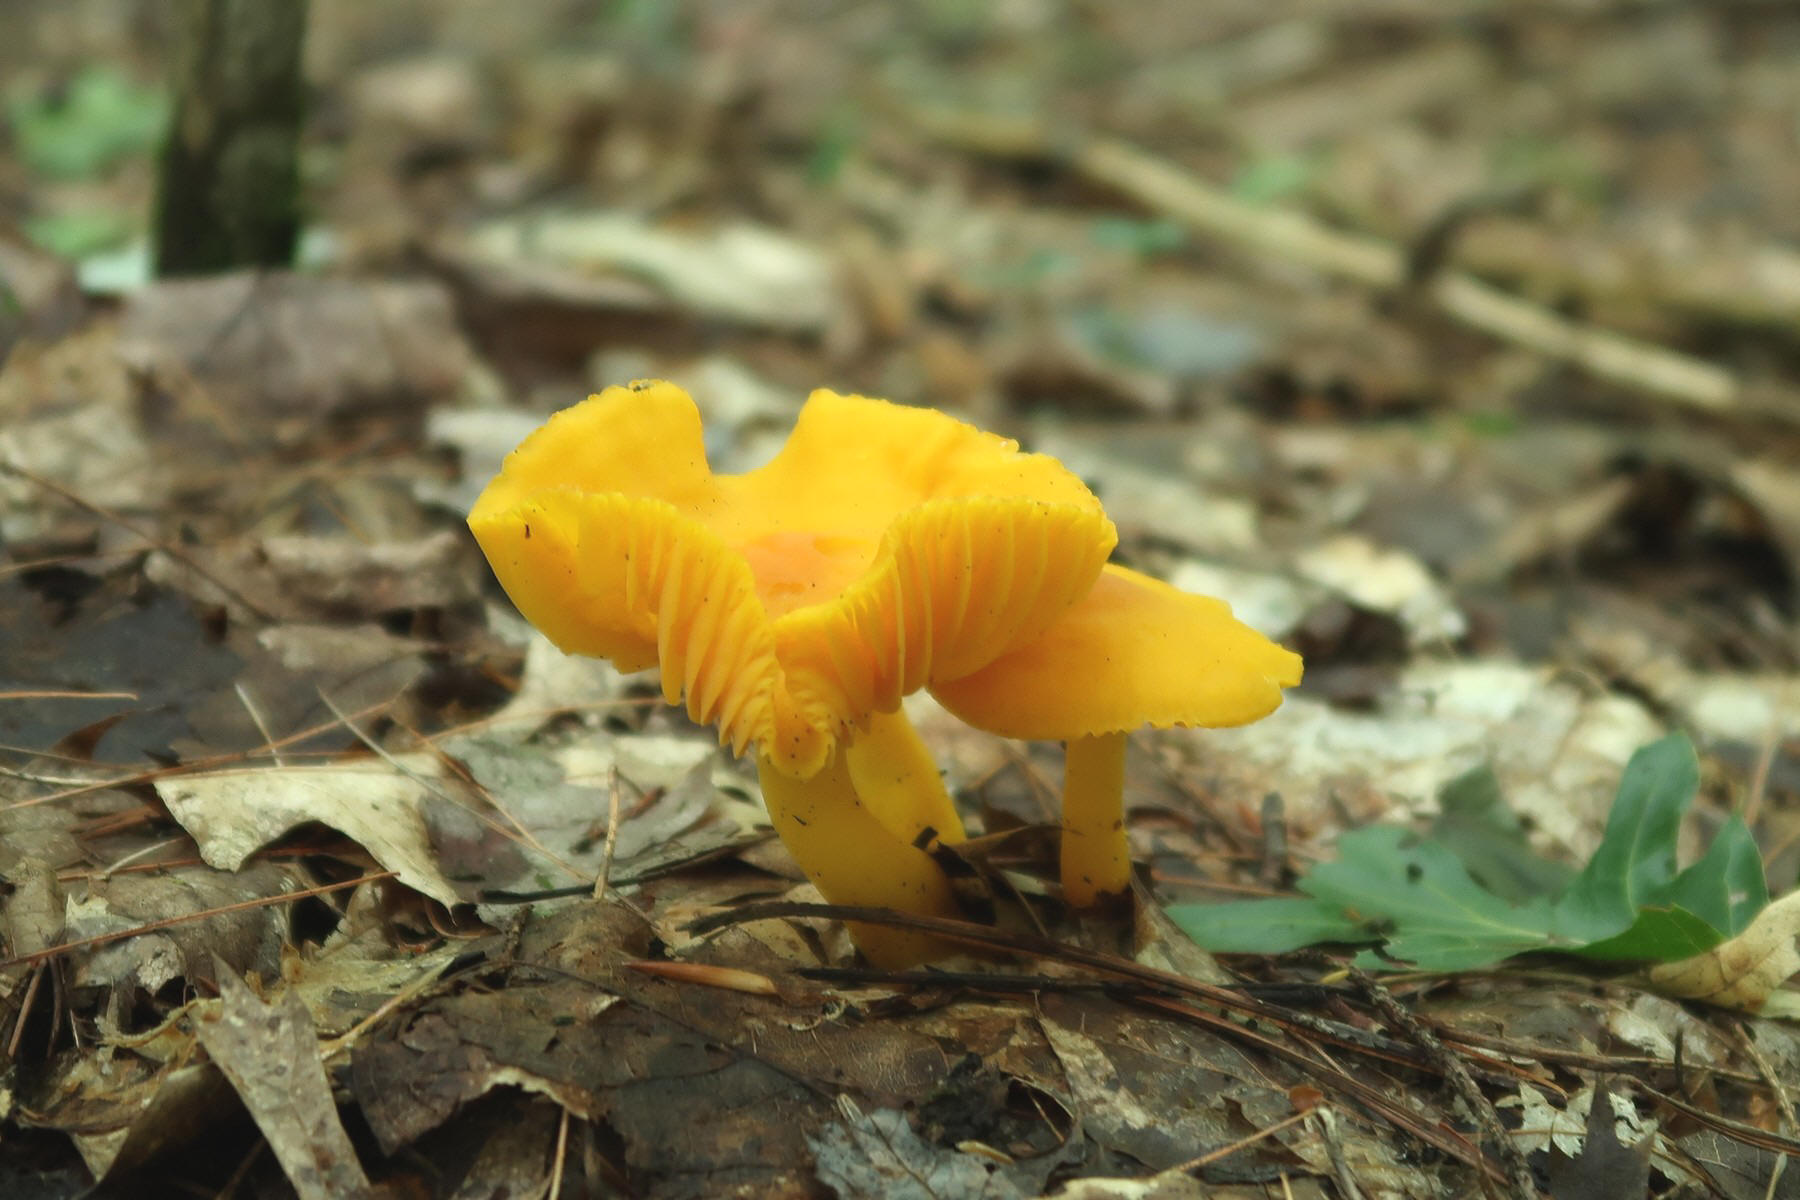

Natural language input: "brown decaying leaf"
[1647,890,1800,1017]
[1545,1079,1653,1200]
[195,968,375,1200]
[117,273,473,419]
[155,761,467,907]
[62,862,296,994]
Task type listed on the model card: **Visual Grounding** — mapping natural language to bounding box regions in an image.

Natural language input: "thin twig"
[0,546,146,579]
[317,687,589,884]
[319,956,458,1062]
[0,871,395,970]
[234,682,286,767]
[698,901,1527,1087]
[1,695,402,811]
[382,707,592,884]
[549,1106,570,1200]
[1434,1021,1767,1091]
[1741,725,1779,833]
[1313,1106,1366,1200]
[1136,991,1506,1185]
[593,765,623,901]
[1258,791,1288,889]
[98,835,188,880]
[1349,968,1541,1199]
[0,459,280,620]
[6,963,47,1059]
[1735,1024,1795,1200]
[1172,1106,1316,1174]
[1736,1024,1798,1133]
[1638,1082,1800,1157]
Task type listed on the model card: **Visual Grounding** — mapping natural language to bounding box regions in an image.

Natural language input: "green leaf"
[1567,905,1724,962]
[1231,152,1319,205]
[1167,897,1377,955]
[1163,732,1775,977]
[7,66,169,180]
[1461,410,1522,439]
[1301,826,1557,971]
[806,107,861,185]
[1089,217,1186,257]
[24,208,132,259]
[1663,816,1768,936]
[1553,733,1698,942]
[1430,765,1574,903]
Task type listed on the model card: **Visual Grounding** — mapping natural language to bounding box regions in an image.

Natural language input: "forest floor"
[3,2,1800,1197]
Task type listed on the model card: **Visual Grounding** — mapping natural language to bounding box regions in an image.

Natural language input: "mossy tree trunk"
[153,0,308,276]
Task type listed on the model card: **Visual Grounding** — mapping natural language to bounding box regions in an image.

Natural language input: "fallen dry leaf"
[1294,533,1467,646]
[465,211,841,335]
[1193,658,1664,855]
[196,969,374,1200]
[117,272,472,419]
[1504,1082,1659,1163]
[0,326,164,543]
[144,529,482,625]
[1545,1080,1653,1200]
[155,761,465,907]
[65,862,295,995]
[56,1060,236,1183]
[1646,890,1800,1017]
[808,1097,1030,1200]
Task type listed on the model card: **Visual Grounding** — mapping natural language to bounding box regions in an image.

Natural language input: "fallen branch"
[913,109,1772,422]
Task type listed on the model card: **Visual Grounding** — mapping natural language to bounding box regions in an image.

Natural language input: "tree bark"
[154,0,308,276]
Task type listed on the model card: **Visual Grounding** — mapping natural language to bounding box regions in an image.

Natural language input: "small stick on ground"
[593,765,623,901]
[1258,792,1288,889]
[1348,967,1541,1200]
[911,108,1762,424]
[0,460,279,621]
[1735,1024,1794,1199]
[1313,1105,1367,1200]
[548,1106,571,1200]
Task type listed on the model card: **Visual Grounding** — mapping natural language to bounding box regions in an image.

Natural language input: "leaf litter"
[5,2,1800,1197]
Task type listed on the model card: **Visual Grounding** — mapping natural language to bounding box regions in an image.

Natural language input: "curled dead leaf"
[1645,890,1800,1016]
[154,761,465,907]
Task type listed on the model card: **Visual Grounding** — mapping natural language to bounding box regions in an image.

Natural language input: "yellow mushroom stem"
[1061,731,1131,906]
[844,707,966,848]
[756,748,961,966]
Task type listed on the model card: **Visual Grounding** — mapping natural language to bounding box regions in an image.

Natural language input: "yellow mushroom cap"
[931,564,1303,740]
[467,381,1117,777]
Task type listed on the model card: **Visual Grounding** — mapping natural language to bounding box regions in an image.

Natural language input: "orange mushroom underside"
[469,380,1302,963]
